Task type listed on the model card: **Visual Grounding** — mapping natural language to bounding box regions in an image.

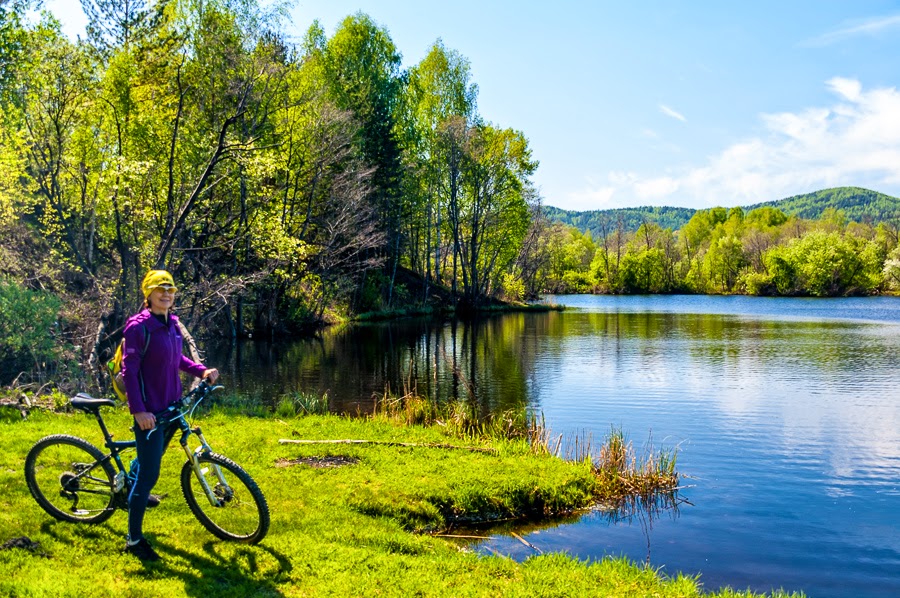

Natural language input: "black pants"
[127,418,178,541]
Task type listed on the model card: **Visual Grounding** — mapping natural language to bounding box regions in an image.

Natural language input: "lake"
[206,295,900,598]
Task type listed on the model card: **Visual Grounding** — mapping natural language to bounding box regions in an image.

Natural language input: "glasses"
[155,287,177,294]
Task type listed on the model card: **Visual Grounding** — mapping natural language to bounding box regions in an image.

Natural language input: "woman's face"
[148,286,176,313]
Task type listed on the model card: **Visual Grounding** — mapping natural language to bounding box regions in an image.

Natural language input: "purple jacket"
[122,309,207,414]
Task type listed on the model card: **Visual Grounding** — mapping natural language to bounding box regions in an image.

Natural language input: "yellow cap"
[141,270,178,298]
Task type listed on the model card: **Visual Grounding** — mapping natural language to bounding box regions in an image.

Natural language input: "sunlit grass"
[373,385,680,502]
[0,403,799,597]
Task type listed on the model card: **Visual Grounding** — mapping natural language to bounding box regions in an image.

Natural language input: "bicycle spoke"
[181,453,269,543]
[25,435,117,524]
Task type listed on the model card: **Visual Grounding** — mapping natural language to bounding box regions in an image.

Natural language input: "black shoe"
[124,538,161,562]
[147,494,162,508]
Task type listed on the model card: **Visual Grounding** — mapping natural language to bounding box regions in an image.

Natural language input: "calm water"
[207,295,900,598]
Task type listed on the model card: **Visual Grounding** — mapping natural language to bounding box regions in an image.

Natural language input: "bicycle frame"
[73,405,134,503]
[148,383,232,508]
[75,382,231,509]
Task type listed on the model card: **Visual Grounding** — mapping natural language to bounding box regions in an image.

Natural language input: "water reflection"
[209,315,539,415]
[208,309,900,490]
[205,298,900,598]
[449,490,687,569]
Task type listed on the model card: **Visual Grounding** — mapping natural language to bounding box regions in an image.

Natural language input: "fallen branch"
[278,439,497,454]
[0,395,32,419]
[511,532,542,554]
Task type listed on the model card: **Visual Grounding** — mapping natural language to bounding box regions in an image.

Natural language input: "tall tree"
[452,124,537,306]
[320,13,404,304]
[80,0,156,58]
[403,40,477,293]
[18,20,98,278]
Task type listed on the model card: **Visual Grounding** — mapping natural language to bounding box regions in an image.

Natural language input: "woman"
[121,270,218,562]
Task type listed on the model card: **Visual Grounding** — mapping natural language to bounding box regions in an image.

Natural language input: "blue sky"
[42,0,900,211]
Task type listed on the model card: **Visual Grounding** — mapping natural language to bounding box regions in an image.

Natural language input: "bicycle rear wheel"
[24,435,117,524]
[180,452,269,544]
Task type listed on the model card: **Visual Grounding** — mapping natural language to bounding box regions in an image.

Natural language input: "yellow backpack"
[107,324,150,401]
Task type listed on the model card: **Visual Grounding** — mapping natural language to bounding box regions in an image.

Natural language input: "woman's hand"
[134,411,156,431]
[202,368,219,383]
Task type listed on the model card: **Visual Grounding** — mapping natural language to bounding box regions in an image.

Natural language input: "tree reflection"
[594,491,688,565]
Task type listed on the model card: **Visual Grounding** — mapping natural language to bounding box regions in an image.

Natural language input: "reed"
[374,387,530,442]
[592,426,679,500]
[275,391,330,417]
[526,417,679,500]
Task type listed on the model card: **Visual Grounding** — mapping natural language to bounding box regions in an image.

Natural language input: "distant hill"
[546,187,900,237]
[744,187,900,222]
[543,205,695,238]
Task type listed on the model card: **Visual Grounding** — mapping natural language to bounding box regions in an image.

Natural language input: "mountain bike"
[24,381,269,544]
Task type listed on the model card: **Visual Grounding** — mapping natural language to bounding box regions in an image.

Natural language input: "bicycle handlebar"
[146,380,223,438]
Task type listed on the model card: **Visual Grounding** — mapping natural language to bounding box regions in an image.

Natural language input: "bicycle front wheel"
[24,435,117,524]
[180,452,269,544]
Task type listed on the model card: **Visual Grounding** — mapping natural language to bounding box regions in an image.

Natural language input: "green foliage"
[542,193,900,297]
[763,231,882,296]
[746,206,789,228]
[884,245,900,291]
[619,247,673,293]
[500,272,526,301]
[0,280,66,382]
[537,223,597,293]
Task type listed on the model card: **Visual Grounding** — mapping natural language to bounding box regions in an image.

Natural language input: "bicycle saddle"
[70,393,117,414]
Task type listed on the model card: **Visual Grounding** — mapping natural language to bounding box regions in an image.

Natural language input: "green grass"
[374,394,680,502]
[0,407,803,597]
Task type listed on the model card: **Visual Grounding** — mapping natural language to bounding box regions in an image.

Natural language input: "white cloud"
[804,14,900,46]
[635,176,679,200]
[578,79,900,210]
[659,103,687,122]
[562,185,616,212]
[827,77,862,101]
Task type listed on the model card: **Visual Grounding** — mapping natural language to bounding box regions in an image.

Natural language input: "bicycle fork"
[179,425,231,507]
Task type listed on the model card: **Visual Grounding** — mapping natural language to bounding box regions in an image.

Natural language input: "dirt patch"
[276,455,360,469]
[1,536,47,557]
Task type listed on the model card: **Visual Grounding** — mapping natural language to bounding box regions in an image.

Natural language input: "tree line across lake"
[538,189,900,297]
[1,1,899,387]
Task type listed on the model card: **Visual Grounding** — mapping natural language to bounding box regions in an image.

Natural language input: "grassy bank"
[0,407,801,597]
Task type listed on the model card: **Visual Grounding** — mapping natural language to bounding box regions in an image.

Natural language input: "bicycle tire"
[24,434,117,524]
[180,452,269,544]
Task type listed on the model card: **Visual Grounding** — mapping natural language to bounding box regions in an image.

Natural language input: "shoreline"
[0,407,803,597]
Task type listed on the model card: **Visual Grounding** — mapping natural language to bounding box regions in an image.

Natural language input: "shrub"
[0,279,67,383]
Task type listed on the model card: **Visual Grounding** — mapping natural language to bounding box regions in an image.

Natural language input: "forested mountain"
[546,187,900,237]
[543,205,695,238]
[745,187,900,222]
